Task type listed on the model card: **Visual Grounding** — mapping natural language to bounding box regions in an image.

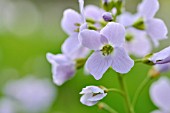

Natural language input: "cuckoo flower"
[137,0,168,46]
[124,28,151,57]
[4,77,56,113]
[150,46,170,64]
[80,86,107,106]
[150,77,170,113]
[47,53,76,86]
[119,0,168,46]
[79,22,134,80]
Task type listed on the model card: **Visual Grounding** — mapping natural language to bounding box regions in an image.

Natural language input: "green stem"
[134,59,143,63]
[132,76,151,107]
[107,88,124,96]
[117,73,135,113]
[98,102,119,113]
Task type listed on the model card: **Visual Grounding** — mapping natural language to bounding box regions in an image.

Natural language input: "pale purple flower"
[80,86,107,106]
[47,53,76,85]
[150,77,170,113]
[150,46,170,64]
[124,28,151,57]
[118,0,168,46]
[79,22,134,80]
[3,76,56,113]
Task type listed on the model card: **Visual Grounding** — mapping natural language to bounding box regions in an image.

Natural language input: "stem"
[107,88,124,96]
[98,102,119,113]
[117,73,135,113]
[134,59,143,63]
[132,76,151,107]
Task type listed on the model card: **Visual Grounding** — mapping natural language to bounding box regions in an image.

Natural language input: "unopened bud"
[102,12,113,22]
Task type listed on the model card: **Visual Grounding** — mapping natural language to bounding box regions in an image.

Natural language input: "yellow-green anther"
[125,34,134,42]
[75,23,81,26]
[86,18,96,24]
[101,45,114,56]
[133,18,146,30]
[88,24,98,30]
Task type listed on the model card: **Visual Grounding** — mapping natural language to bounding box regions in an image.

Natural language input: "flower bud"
[102,12,113,22]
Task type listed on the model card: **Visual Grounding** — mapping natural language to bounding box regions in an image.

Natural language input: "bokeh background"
[0,0,170,113]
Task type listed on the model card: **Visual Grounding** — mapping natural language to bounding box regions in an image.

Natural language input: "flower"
[47,53,76,85]
[79,22,134,80]
[150,77,170,113]
[118,0,168,46]
[80,86,107,106]
[150,46,170,64]
[124,28,151,57]
[3,76,56,113]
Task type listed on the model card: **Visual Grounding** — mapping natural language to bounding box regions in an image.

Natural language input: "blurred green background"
[0,0,170,113]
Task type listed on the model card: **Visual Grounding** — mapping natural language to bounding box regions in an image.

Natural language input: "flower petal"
[124,28,151,57]
[86,51,112,80]
[52,63,75,86]
[61,9,82,35]
[118,12,138,27]
[111,47,134,73]
[88,93,107,101]
[46,53,69,64]
[146,18,168,46]
[150,46,170,64]
[80,86,104,94]
[100,22,125,47]
[62,33,89,59]
[150,77,170,111]
[80,94,98,106]
[84,5,103,20]
[154,63,170,73]
[79,29,102,50]
[138,0,159,19]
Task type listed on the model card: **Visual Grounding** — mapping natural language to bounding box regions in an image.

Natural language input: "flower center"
[101,44,114,56]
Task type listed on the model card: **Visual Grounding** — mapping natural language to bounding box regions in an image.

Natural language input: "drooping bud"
[102,12,113,22]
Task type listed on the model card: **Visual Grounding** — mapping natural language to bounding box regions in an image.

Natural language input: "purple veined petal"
[52,63,75,86]
[138,0,159,19]
[150,46,170,64]
[79,29,103,50]
[100,22,125,47]
[117,12,139,27]
[124,28,152,57]
[154,63,170,73]
[88,93,107,101]
[111,47,134,73]
[80,93,98,106]
[150,77,170,112]
[86,51,112,80]
[146,18,168,46]
[46,53,70,64]
[61,9,82,35]
[84,5,104,21]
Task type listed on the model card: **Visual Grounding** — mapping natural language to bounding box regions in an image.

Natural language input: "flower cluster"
[47,0,170,111]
